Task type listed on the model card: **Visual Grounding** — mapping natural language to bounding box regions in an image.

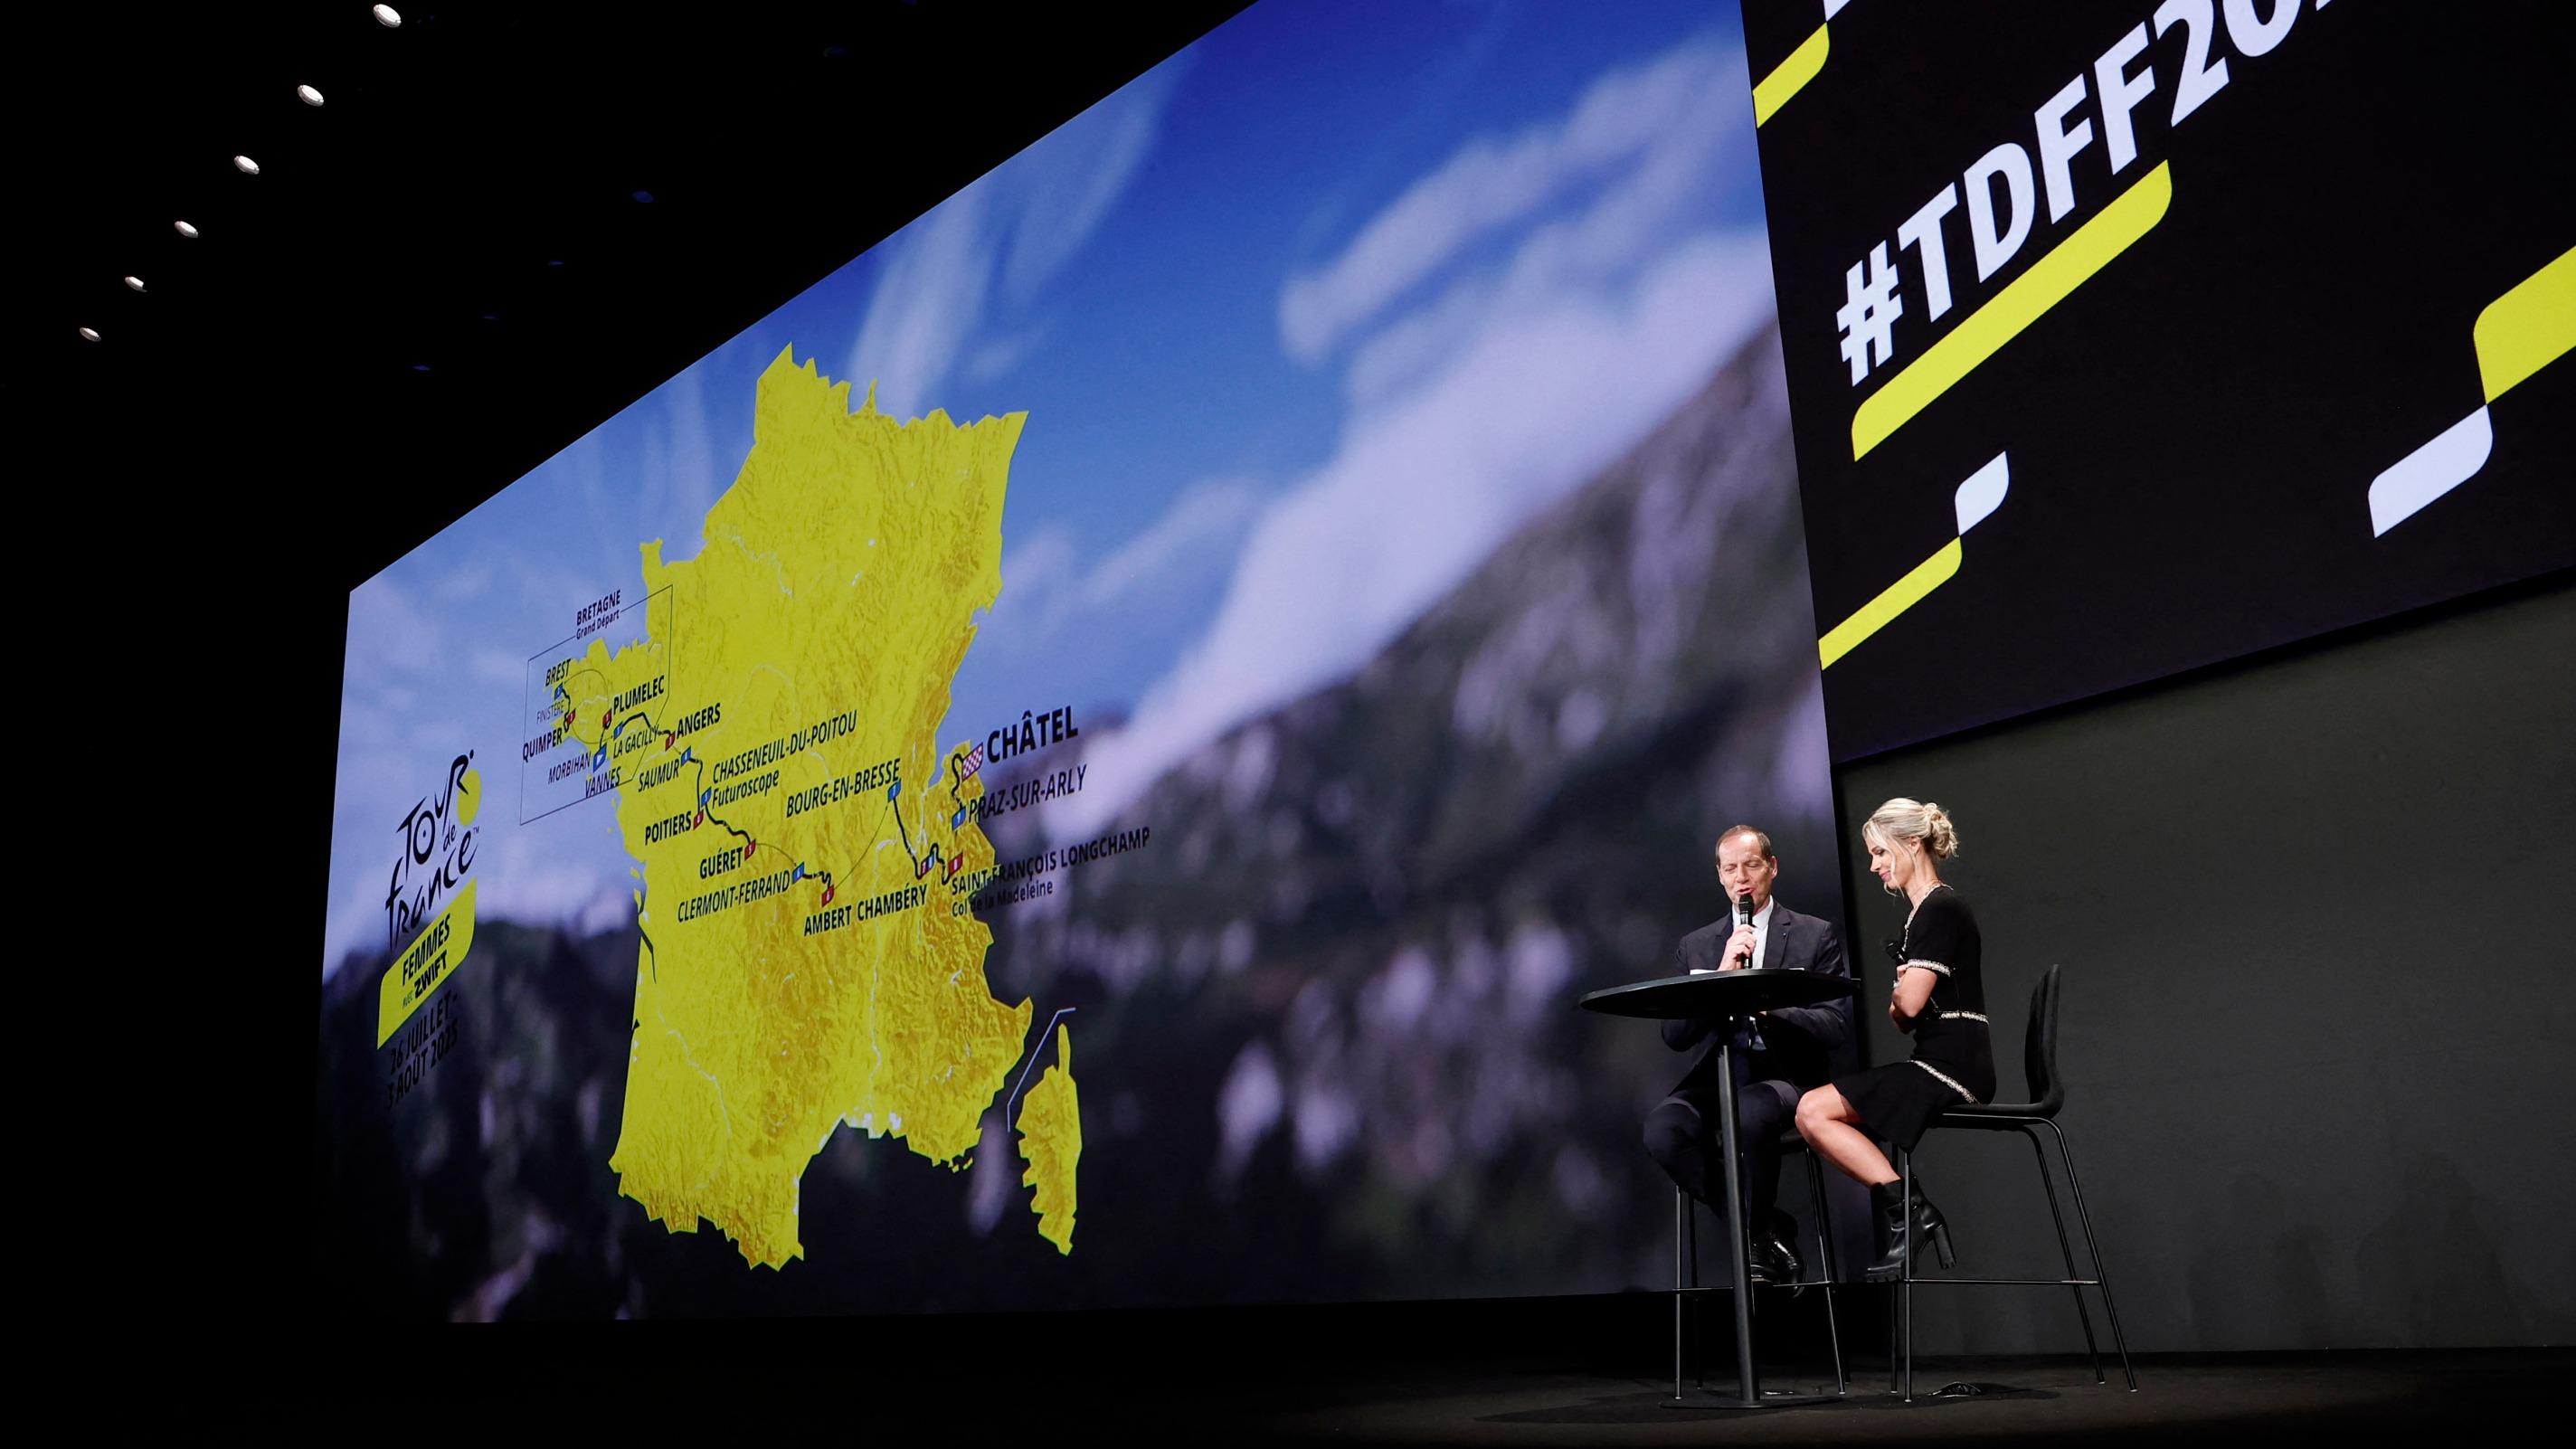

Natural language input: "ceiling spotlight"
[80,327,101,342]
[175,220,200,238]
[125,276,147,292]
[631,190,656,204]
[234,155,261,175]
[412,363,432,373]
[374,5,402,27]
[298,84,326,107]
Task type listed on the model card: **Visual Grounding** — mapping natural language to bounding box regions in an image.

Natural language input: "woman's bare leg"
[1796,1085,1898,1187]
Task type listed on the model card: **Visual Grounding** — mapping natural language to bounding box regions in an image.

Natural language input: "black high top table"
[1580,967,1859,1409]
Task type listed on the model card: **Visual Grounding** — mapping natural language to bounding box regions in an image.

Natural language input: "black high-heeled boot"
[1864,1177,1956,1281]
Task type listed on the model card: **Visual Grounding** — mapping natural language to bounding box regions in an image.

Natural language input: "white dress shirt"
[1742,895,1775,971]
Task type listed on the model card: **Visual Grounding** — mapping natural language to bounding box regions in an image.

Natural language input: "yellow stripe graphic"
[1819,536,1961,669]
[2366,245,2575,536]
[1853,160,2174,460]
[378,879,478,1046]
[2474,244,2576,403]
[1753,24,1830,127]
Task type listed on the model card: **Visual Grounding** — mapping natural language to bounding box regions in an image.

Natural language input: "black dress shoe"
[1747,1230,1802,1285]
[1865,1181,1956,1282]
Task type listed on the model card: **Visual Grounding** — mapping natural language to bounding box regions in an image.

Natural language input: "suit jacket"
[1662,901,1852,1094]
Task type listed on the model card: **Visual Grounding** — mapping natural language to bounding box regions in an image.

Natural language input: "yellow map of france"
[560,346,1079,1267]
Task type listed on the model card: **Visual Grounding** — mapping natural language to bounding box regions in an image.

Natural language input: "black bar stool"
[1678,1132,1848,1395]
[1888,964,2136,1401]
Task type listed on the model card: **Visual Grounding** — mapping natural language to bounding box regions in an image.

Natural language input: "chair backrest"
[2022,964,2065,1116]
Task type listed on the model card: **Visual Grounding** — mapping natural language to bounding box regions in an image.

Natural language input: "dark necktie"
[1737,921,1766,1051]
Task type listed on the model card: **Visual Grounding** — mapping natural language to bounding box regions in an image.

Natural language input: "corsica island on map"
[558,346,1080,1268]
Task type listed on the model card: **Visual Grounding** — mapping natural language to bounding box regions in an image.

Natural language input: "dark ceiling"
[8,4,1247,1147]
[21,1,1249,591]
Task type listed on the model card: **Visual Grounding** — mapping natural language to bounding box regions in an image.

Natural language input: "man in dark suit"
[1643,825,1852,1283]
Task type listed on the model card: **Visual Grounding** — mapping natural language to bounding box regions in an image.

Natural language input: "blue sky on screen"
[327,0,1778,975]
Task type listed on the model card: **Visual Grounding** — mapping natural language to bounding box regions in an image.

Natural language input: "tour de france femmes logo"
[375,751,483,1048]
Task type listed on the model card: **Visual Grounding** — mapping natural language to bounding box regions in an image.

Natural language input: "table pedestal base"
[1662,1389,1836,1411]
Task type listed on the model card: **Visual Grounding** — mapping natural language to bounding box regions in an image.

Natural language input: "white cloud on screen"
[323,578,443,974]
[468,649,525,687]
[980,478,1264,657]
[1060,236,1772,835]
[548,429,645,611]
[1277,36,1749,365]
[322,848,390,976]
[848,68,1179,421]
[1779,677,1832,821]
[1000,68,1177,304]
[1053,36,1775,838]
[848,187,998,424]
[1079,479,1264,614]
[350,572,448,670]
[1340,59,1751,409]
[653,353,725,537]
[966,325,1049,384]
[994,526,1083,634]
[472,827,627,941]
[437,554,497,603]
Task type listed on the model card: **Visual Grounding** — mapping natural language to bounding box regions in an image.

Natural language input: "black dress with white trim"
[1830,886,1998,1153]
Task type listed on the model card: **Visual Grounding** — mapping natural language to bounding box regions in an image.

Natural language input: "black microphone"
[1735,891,1757,966]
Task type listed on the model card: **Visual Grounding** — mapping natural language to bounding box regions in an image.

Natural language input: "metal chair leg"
[2041,1118,2137,1391]
[1899,1149,1915,1404]
[1804,1144,1847,1396]
[1885,1161,1900,1396]
[1885,1291,1899,1396]
[2021,1125,2104,1384]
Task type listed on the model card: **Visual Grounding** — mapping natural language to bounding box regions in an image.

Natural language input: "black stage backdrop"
[1745,0,2576,760]
[1833,571,2575,1352]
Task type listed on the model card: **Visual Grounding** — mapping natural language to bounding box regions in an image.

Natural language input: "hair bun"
[1864,796,1961,863]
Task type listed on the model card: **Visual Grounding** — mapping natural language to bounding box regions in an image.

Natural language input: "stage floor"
[1019,1350,2567,1443]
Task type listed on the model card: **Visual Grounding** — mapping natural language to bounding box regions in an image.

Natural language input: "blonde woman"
[1792,799,1994,1280]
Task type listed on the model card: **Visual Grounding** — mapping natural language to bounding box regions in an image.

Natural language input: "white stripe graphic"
[2369,406,2492,537]
[1953,450,2009,535]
